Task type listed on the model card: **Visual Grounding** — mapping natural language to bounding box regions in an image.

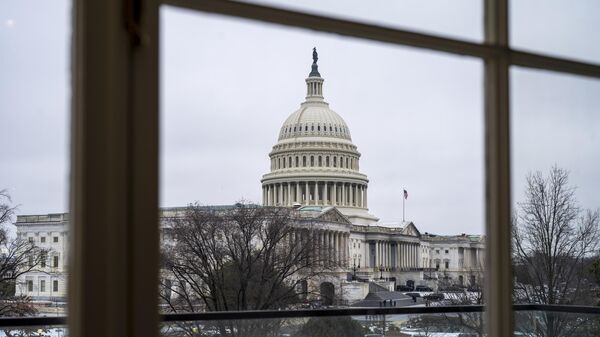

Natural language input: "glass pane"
[510,0,600,64]
[160,5,484,316]
[238,0,483,42]
[511,68,600,308]
[0,0,71,318]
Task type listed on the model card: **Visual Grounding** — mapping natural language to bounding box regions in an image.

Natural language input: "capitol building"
[14,50,484,305]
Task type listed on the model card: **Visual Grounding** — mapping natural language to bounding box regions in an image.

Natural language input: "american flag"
[403,189,408,199]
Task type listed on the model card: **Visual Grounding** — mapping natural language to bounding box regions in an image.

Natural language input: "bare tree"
[0,190,49,317]
[512,167,600,337]
[159,202,343,336]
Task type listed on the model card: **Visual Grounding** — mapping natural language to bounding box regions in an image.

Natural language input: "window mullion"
[484,1,513,337]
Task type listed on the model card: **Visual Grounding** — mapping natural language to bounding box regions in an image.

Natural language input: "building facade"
[15,50,484,303]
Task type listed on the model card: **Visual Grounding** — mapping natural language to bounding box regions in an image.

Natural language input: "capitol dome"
[278,105,352,141]
[261,49,378,225]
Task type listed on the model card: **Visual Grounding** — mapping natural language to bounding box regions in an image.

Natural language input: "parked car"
[397,285,414,291]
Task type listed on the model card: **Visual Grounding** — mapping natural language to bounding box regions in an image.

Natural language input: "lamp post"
[352,260,360,280]
[379,264,384,280]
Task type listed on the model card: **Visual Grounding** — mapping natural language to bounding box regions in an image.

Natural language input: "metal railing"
[1,304,599,327]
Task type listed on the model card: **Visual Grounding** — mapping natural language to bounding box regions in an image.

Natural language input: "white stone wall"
[15,218,68,300]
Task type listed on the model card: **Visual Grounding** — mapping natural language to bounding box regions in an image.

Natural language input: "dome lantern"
[306,48,324,102]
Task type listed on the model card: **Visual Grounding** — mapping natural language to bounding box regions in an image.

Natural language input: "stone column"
[328,231,333,266]
[304,181,309,204]
[295,182,300,203]
[332,182,337,205]
[320,231,326,266]
[394,242,400,269]
[354,184,359,206]
[343,233,348,267]
[387,241,393,268]
[332,232,337,265]
[324,182,328,205]
[374,241,379,268]
[287,183,292,206]
[385,241,388,269]
[364,186,368,208]
[279,184,283,205]
[315,181,320,205]
[348,183,354,206]
[402,243,406,268]
[267,185,271,206]
[358,185,362,208]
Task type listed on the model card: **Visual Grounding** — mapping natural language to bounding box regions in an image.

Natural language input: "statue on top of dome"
[309,48,321,77]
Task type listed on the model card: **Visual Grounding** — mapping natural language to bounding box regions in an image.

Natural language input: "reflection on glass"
[0,0,71,317]
[160,7,484,315]
[511,68,600,307]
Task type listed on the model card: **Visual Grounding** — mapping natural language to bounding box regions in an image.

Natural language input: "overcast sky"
[1,0,599,236]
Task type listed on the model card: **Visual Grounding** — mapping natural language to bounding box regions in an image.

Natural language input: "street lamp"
[379,264,384,280]
[352,260,360,280]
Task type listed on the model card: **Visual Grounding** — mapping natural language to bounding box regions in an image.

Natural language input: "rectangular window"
[27,280,33,292]
[53,256,59,268]
[445,261,450,269]
[53,280,59,292]
[40,280,46,292]
[28,255,33,268]
[445,250,449,254]
[41,237,46,243]
[40,252,47,268]
[28,237,34,243]
[53,236,59,243]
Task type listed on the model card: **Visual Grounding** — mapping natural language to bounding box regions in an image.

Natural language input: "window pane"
[510,0,600,64]
[160,4,484,322]
[511,68,600,310]
[238,0,483,42]
[0,0,70,317]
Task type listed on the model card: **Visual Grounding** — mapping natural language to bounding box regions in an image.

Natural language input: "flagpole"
[402,188,405,223]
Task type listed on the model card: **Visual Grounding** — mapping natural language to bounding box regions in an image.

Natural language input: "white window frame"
[71,1,600,337]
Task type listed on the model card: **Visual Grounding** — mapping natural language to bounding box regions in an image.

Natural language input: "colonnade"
[371,241,420,270]
[287,228,350,267]
[262,181,368,208]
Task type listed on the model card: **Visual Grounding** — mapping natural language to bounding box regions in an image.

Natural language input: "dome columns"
[262,180,368,208]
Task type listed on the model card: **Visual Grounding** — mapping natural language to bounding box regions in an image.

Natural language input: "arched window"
[326,156,329,167]
[288,157,292,167]
[295,156,299,167]
[346,157,349,168]
[303,156,306,167]
[282,158,286,168]
[310,156,314,166]
[278,158,281,169]
[317,125,321,131]
[305,125,308,131]
[311,125,314,131]
[293,127,296,131]
[329,125,332,131]
[333,157,337,167]
[318,156,322,166]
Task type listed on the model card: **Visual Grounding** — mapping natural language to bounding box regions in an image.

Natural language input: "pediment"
[317,207,352,225]
[401,222,421,237]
